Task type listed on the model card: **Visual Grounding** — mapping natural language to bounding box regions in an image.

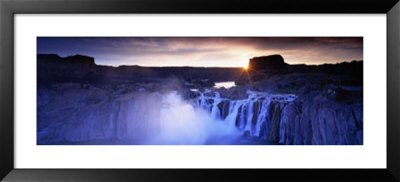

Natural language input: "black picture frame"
[1,0,399,181]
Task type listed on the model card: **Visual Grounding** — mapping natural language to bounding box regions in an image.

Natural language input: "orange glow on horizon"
[242,62,250,71]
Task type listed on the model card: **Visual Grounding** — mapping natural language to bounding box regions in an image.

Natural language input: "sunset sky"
[37,37,363,68]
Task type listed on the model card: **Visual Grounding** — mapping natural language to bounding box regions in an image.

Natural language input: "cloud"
[37,37,363,67]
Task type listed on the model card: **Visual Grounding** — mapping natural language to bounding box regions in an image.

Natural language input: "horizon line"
[37,53,363,68]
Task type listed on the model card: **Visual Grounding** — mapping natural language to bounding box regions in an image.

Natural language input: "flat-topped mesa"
[37,54,96,66]
[248,54,287,70]
[65,55,96,66]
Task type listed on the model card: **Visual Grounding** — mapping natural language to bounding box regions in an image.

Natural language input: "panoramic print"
[37,37,363,145]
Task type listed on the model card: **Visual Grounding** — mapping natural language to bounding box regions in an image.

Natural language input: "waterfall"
[191,89,296,139]
[38,86,297,145]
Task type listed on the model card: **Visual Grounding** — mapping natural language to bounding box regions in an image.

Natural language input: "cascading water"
[191,89,296,139]
[138,91,242,145]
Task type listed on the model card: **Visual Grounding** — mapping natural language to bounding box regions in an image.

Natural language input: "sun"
[242,63,249,71]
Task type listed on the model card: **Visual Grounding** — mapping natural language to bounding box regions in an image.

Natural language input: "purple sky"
[37,37,363,67]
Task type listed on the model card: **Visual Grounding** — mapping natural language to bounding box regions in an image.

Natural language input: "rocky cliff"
[38,54,96,66]
[248,54,287,70]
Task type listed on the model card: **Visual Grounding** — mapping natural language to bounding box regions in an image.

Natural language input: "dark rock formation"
[217,100,230,119]
[252,101,261,125]
[236,54,288,84]
[248,54,287,70]
[278,90,363,145]
[266,101,284,142]
[65,55,96,66]
[278,102,303,144]
[37,88,164,144]
[38,54,96,66]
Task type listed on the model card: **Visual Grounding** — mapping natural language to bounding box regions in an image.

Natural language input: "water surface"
[214,81,235,89]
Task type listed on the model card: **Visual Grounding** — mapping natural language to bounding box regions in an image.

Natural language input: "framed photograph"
[1,0,399,181]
